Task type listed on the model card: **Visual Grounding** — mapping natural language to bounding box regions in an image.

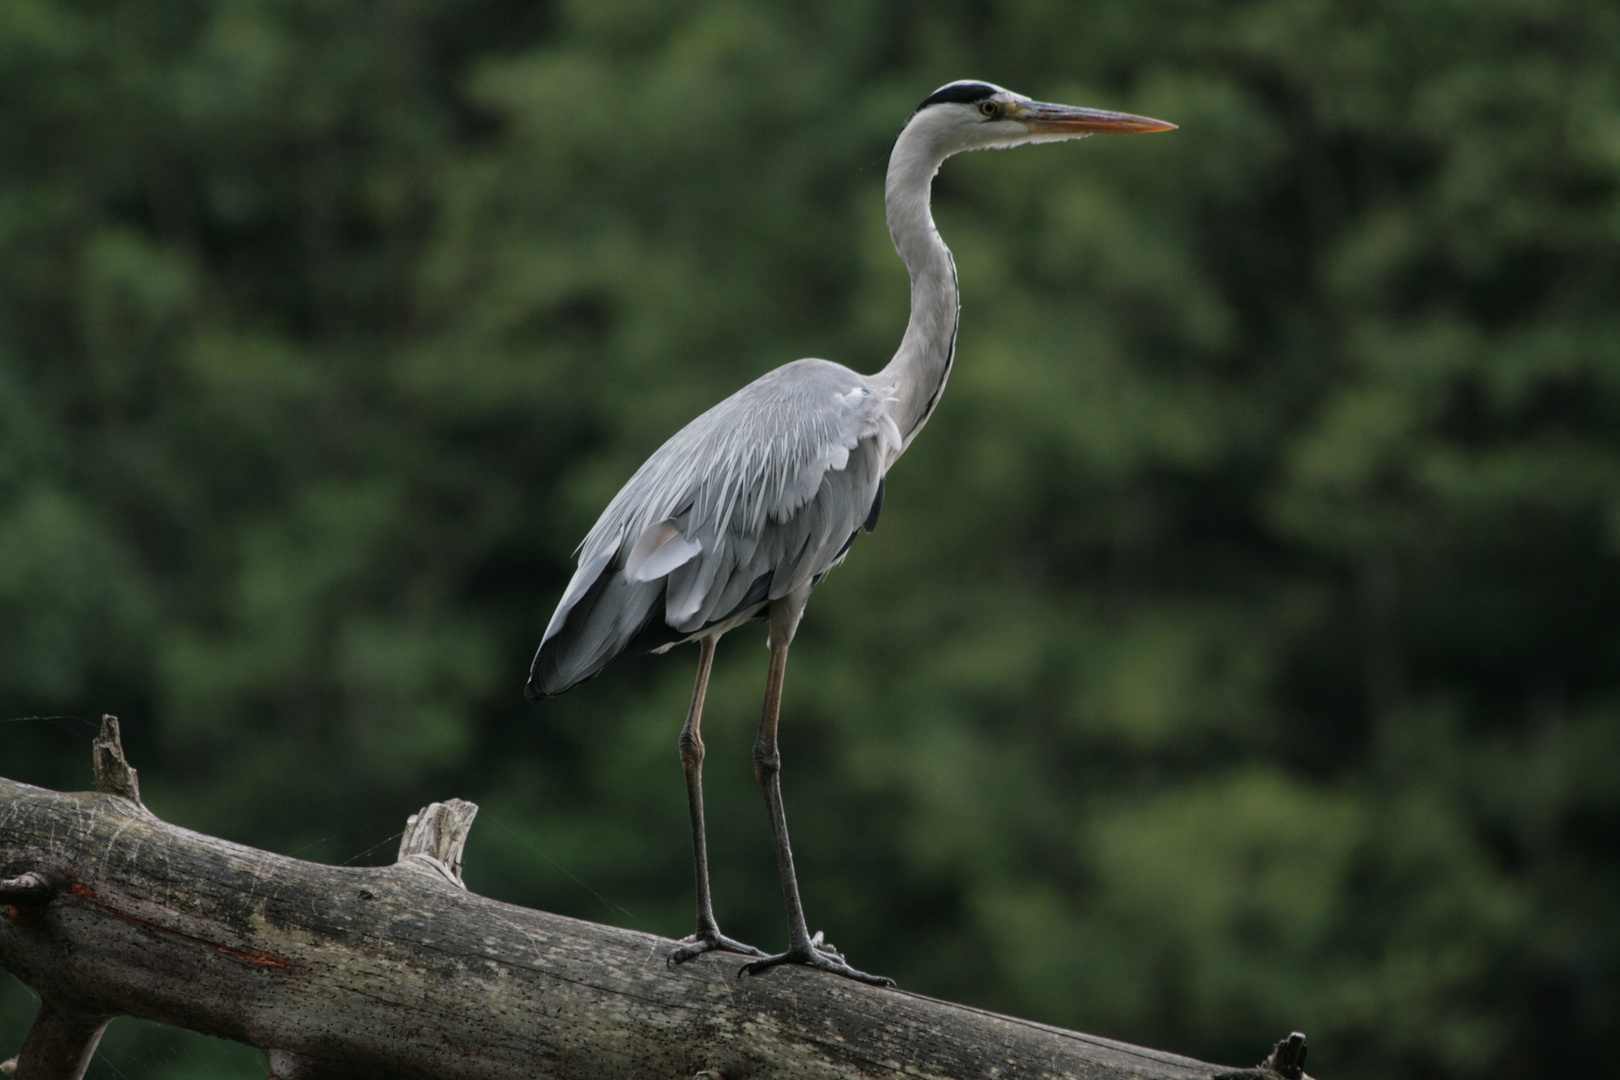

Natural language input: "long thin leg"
[669,636,766,966]
[739,634,893,987]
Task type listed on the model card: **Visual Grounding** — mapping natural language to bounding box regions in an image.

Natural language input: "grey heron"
[526,80,1174,986]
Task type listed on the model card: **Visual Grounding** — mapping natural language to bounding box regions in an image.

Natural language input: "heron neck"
[876,130,959,451]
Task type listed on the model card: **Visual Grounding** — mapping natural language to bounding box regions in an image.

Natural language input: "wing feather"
[527,359,900,698]
[626,519,702,583]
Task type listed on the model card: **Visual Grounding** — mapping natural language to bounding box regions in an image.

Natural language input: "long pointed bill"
[1018,102,1176,135]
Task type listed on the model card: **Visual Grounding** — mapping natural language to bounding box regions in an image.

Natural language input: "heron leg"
[669,635,767,966]
[738,603,893,987]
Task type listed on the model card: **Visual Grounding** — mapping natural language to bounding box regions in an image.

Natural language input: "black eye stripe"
[916,82,998,110]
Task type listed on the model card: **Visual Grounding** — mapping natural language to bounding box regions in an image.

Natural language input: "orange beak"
[1018,102,1177,135]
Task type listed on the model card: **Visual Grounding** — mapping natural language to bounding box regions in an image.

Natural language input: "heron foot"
[738,931,894,987]
[668,928,769,968]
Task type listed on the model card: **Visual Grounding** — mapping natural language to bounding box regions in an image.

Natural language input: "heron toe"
[737,931,894,987]
[667,929,769,968]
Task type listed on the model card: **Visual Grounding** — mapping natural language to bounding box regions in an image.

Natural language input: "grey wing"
[526,359,900,699]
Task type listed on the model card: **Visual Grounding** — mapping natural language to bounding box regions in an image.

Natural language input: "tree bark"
[0,722,1303,1080]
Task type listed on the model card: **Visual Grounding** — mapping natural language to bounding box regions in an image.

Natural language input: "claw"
[737,931,894,987]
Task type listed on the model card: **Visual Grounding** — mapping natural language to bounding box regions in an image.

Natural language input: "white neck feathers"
[875,116,961,450]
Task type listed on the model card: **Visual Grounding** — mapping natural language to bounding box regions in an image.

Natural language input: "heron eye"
[979,101,999,118]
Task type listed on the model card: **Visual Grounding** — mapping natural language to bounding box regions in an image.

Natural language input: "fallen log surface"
[1,718,1308,1080]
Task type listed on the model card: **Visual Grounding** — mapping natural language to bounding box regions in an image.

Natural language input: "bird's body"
[528,357,898,698]
[527,81,1173,985]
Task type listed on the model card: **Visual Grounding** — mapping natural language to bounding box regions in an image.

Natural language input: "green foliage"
[3,2,1617,1077]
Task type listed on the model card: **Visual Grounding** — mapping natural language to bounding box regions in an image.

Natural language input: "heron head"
[908,80,1175,157]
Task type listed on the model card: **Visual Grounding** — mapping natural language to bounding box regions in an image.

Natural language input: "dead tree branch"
[0,720,1309,1080]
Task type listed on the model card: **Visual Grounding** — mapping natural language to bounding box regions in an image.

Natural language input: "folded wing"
[526,359,900,699]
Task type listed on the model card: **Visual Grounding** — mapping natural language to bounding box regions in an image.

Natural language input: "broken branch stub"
[7,1004,113,1080]
[1212,1032,1312,1080]
[90,716,144,808]
[395,799,478,888]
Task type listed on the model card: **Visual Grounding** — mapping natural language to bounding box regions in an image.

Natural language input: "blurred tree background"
[2,0,1618,1076]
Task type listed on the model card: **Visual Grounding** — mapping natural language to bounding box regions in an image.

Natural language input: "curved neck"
[875,124,959,451]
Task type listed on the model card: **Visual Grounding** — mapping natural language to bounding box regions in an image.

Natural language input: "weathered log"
[0,722,1308,1080]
